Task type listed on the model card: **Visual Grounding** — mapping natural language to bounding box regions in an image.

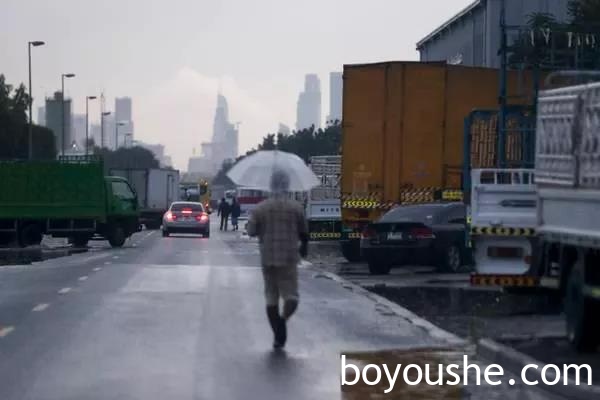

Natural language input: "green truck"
[0,156,140,248]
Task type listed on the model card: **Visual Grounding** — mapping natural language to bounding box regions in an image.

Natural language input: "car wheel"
[162,230,169,237]
[565,259,600,352]
[438,244,462,273]
[204,230,210,238]
[367,257,391,275]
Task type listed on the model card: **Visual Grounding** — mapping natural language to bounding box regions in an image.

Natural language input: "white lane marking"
[94,267,102,271]
[78,276,88,281]
[58,287,71,294]
[103,261,111,265]
[112,256,119,260]
[32,303,50,312]
[0,326,15,337]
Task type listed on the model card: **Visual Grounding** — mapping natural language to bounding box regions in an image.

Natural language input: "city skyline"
[4,0,476,169]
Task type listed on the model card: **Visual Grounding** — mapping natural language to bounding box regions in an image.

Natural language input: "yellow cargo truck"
[340,61,530,261]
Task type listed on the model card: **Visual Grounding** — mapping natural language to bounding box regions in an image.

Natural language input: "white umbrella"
[227,150,319,192]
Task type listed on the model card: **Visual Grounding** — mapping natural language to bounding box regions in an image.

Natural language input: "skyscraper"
[71,114,86,146]
[37,106,45,126]
[45,92,72,154]
[328,72,343,124]
[296,74,321,130]
[115,97,134,148]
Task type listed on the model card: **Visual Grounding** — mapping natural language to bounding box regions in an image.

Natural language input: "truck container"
[468,74,600,351]
[109,168,179,229]
[307,155,341,241]
[340,61,532,261]
[0,156,139,248]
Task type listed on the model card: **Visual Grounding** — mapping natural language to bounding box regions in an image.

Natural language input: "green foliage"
[212,121,341,182]
[0,74,56,160]
[509,2,600,70]
[95,146,160,171]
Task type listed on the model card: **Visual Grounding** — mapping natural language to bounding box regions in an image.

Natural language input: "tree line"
[0,74,56,160]
[212,121,341,184]
[1,74,160,170]
[510,0,600,70]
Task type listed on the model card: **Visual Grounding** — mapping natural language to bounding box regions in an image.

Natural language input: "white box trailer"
[109,168,180,229]
[533,79,600,351]
[306,156,341,241]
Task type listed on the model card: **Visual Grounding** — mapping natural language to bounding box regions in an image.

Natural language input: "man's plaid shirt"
[247,197,308,267]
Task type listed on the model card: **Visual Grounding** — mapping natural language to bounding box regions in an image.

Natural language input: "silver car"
[162,202,210,238]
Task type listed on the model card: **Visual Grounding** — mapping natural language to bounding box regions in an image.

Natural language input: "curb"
[478,338,600,400]
[309,267,466,347]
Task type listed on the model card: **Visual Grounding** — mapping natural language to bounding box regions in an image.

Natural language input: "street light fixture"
[28,40,45,160]
[85,96,97,156]
[61,73,76,156]
[100,111,111,149]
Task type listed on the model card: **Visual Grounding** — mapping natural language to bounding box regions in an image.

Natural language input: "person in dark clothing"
[231,198,241,231]
[217,198,231,231]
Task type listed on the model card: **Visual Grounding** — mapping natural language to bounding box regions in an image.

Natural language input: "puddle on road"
[340,348,466,399]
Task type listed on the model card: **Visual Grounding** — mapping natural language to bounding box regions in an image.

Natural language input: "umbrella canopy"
[226,150,319,192]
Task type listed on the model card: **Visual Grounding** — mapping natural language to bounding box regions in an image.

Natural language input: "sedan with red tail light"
[360,203,468,275]
[162,202,210,238]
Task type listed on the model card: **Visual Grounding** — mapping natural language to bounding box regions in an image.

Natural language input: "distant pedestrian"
[217,197,231,231]
[247,170,309,349]
[231,198,241,231]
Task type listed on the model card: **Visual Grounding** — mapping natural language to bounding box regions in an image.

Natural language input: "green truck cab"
[0,156,140,248]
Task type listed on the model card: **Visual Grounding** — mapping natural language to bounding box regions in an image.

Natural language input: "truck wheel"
[108,225,126,248]
[367,257,392,275]
[341,241,362,263]
[71,236,89,248]
[565,259,600,352]
[18,224,42,248]
[145,221,161,230]
[438,244,463,273]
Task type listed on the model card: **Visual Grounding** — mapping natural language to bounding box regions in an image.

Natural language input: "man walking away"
[231,198,241,231]
[217,198,231,231]
[247,170,309,349]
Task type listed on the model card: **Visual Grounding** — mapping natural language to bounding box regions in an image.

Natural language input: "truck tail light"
[361,226,377,239]
[410,227,435,239]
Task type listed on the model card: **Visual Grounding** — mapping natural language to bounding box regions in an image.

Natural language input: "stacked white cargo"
[306,156,341,240]
[535,80,600,350]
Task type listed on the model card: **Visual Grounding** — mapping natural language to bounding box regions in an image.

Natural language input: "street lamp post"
[28,41,45,160]
[100,111,111,149]
[61,73,75,156]
[85,96,97,156]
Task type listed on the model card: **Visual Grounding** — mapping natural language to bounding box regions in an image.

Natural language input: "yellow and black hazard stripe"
[471,274,539,287]
[342,200,380,209]
[399,188,463,204]
[470,226,536,236]
[309,232,342,240]
[347,232,361,239]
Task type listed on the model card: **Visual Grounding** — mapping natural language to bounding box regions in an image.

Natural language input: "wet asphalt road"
[0,224,564,399]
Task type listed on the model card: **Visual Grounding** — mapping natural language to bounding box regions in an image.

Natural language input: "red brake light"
[182,208,193,214]
[196,213,209,222]
[361,226,377,239]
[410,227,435,239]
[166,211,176,221]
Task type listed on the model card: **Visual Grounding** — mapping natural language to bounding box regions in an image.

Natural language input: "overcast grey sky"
[2,0,473,169]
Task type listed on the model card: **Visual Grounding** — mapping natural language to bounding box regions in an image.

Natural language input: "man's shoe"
[274,317,287,348]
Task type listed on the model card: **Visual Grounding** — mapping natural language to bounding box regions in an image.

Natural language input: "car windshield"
[379,204,446,224]
[171,203,204,212]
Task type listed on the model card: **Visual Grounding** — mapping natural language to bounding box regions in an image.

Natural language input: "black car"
[360,203,468,275]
